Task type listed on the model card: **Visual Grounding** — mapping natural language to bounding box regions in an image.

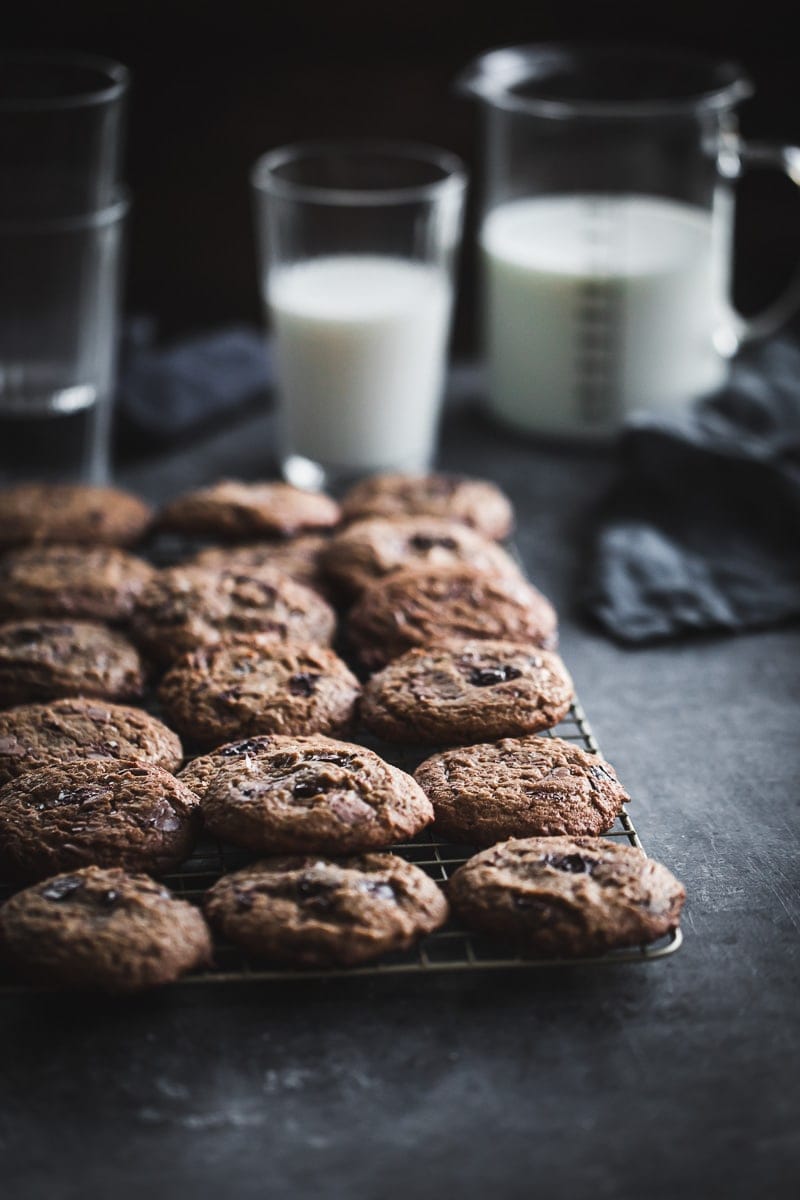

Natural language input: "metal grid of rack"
[154,698,682,984]
[0,697,682,989]
[0,540,683,986]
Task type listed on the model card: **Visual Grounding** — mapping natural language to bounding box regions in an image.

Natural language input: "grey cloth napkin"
[118,322,272,441]
[585,339,800,643]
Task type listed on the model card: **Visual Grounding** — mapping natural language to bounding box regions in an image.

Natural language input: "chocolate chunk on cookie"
[0,759,200,883]
[340,473,513,540]
[177,735,283,799]
[158,480,340,539]
[191,535,329,595]
[347,565,558,671]
[185,733,433,854]
[449,836,685,956]
[0,698,182,785]
[0,866,211,991]
[320,516,522,598]
[159,636,360,744]
[362,641,573,744]
[131,564,336,664]
[0,544,156,622]
[0,620,146,707]
[415,735,627,845]
[0,484,152,549]
[204,853,448,967]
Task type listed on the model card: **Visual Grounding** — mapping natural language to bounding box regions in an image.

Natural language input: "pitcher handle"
[721,137,800,347]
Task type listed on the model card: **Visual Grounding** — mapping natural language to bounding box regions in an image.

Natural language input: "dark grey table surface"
[2,396,798,1200]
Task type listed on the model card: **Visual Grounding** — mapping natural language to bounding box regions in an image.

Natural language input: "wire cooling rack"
[158,698,682,984]
[0,531,683,986]
[0,705,682,990]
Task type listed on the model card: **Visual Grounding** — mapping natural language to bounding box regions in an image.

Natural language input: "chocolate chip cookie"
[0,759,200,883]
[159,636,361,745]
[415,736,627,845]
[191,535,329,595]
[449,836,685,956]
[0,484,152,549]
[362,641,573,744]
[131,564,336,664]
[183,733,433,854]
[340,473,514,540]
[0,698,182,786]
[0,620,146,707]
[158,480,340,539]
[0,866,212,991]
[347,565,558,671]
[0,544,156,622]
[204,853,448,967]
[320,517,522,598]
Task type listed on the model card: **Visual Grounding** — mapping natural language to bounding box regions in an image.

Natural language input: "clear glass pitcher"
[458,45,800,437]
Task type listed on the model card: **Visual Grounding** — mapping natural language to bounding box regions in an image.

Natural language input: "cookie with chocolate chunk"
[0,620,146,707]
[362,641,573,744]
[191,535,329,595]
[204,853,448,967]
[159,636,360,745]
[0,698,182,786]
[0,544,156,622]
[448,836,685,956]
[340,473,513,540]
[158,480,340,539]
[0,484,152,549]
[320,517,521,598]
[0,759,200,883]
[131,564,336,664]
[183,733,433,854]
[0,866,211,992]
[347,565,558,671]
[415,735,627,845]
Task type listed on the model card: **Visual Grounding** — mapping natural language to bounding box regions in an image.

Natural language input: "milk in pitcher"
[481,193,732,435]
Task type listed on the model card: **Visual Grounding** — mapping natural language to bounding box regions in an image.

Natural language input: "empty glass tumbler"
[0,197,128,484]
[251,140,467,488]
[0,52,130,483]
[0,51,128,221]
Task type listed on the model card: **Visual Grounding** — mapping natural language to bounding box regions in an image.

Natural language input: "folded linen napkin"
[117,322,272,442]
[585,339,800,643]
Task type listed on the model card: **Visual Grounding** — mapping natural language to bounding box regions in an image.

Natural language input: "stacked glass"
[0,52,130,483]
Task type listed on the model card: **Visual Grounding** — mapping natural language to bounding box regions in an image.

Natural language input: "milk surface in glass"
[267,255,451,473]
[481,193,732,435]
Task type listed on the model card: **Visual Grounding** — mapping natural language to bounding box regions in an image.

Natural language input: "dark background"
[3,11,800,1197]
[7,0,800,349]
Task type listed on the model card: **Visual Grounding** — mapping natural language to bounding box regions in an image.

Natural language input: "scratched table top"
[2,395,798,1200]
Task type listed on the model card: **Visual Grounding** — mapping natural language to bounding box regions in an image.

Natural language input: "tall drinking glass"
[0,51,129,220]
[251,141,466,489]
[0,196,129,484]
[0,52,129,483]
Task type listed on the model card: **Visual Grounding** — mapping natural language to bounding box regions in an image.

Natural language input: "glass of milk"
[459,45,800,437]
[251,141,466,487]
